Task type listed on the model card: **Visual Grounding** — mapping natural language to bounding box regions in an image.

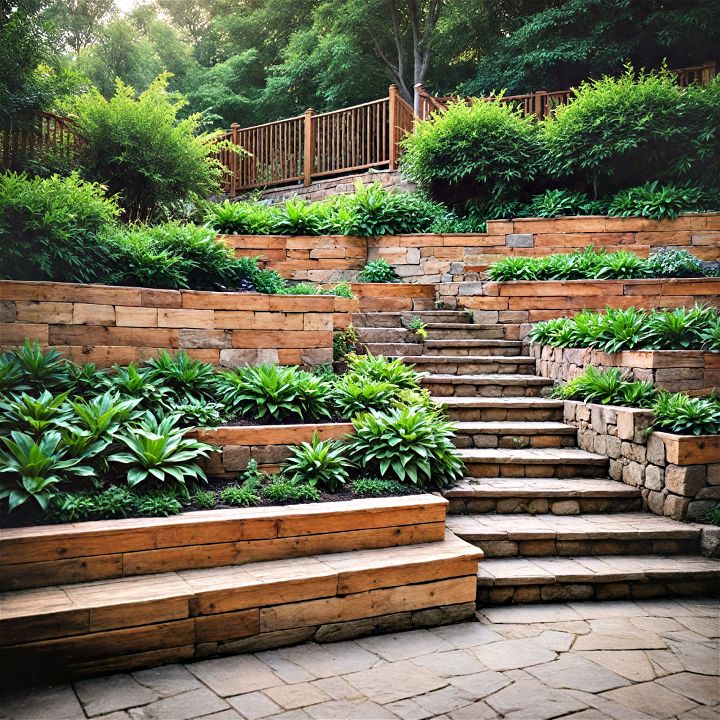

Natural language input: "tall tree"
[46,0,116,55]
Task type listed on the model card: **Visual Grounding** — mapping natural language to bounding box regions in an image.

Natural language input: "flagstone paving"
[1,598,717,720]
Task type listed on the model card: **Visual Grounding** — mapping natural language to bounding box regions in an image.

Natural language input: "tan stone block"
[0,301,16,323]
[158,308,214,329]
[115,306,158,327]
[252,312,303,331]
[1,322,49,345]
[73,303,115,326]
[15,301,73,324]
[178,329,231,349]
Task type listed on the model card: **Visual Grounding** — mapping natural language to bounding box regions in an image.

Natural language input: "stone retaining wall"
[441,278,720,340]
[564,400,719,529]
[0,281,335,367]
[224,214,720,283]
[531,344,719,394]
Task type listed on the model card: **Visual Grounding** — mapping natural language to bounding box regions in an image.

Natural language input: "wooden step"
[436,397,564,422]
[460,447,608,478]
[423,339,523,357]
[393,355,536,375]
[0,495,447,591]
[476,554,720,605]
[448,512,702,558]
[453,421,577,449]
[0,534,481,686]
[425,323,505,340]
[423,374,553,398]
[352,311,471,328]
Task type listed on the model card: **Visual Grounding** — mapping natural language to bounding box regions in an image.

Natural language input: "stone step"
[355,327,413,343]
[436,397,565,422]
[425,324,505,340]
[422,374,553,398]
[448,512,702,558]
[351,311,471,328]
[0,534,481,687]
[476,554,720,605]
[443,477,642,515]
[392,355,536,376]
[361,342,424,356]
[423,339,524,357]
[452,421,578,449]
[459,447,609,478]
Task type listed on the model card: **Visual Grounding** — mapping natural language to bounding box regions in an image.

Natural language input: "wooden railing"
[218,85,415,195]
[1,112,84,170]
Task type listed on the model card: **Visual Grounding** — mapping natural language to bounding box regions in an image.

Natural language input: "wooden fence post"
[413,83,424,122]
[702,61,717,85]
[303,108,315,186]
[230,123,240,197]
[388,85,398,170]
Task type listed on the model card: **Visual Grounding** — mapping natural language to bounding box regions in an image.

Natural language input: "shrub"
[332,376,397,418]
[607,182,702,220]
[400,98,542,208]
[262,476,321,502]
[273,198,327,235]
[133,491,183,517]
[356,259,399,283]
[72,75,224,221]
[524,189,600,218]
[645,248,707,278]
[193,489,216,509]
[542,68,720,195]
[333,325,359,361]
[281,432,350,492]
[206,200,277,235]
[652,391,720,436]
[145,351,219,404]
[344,354,420,390]
[551,366,656,407]
[0,172,118,283]
[348,406,464,489]
[0,390,72,437]
[221,364,333,423]
[219,483,259,507]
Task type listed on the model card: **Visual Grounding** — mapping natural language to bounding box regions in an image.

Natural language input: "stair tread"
[423,374,552,384]
[458,447,607,464]
[425,323,496,330]
[0,534,480,622]
[435,397,563,407]
[424,340,522,347]
[394,355,535,363]
[445,477,640,498]
[448,512,702,540]
[453,421,576,435]
[476,554,720,586]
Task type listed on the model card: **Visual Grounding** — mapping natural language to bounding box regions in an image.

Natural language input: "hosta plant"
[651,391,720,436]
[332,377,397,418]
[145,351,219,402]
[0,390,71,437]
[12,341,69,391]
[65,392,142,440]
[281,432,351,492]
[0,430,95,511]
[0,353,28,396]
[344,354,421,390]
[348,406,464,489]
[109,412,211,496]
[356,258,399,283]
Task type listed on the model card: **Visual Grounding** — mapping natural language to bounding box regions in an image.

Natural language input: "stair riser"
[427,328,505,340]
[409,361,535,375]
[454,433,576,449]
[356,328,412,343]
[443,408,565,422]
[425,346,523,357]
[467,537,700,559]
[477,577,720,606]
[424,383,551,398]
[352,312,470,328]
[447,497,642,515]
[464,461,608,479]
[362,343,424,355]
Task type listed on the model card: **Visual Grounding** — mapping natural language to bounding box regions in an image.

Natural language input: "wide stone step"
[453,421,577,449]
[351,311,471,328]
[425,323,505,340]
[355,327,412,343]
[476,554,720,605]
[443,477,642,515]
[361,342,425,356]
[460,447,608,478]
[0,534,481,687]
[448,512,702,558]
[423,339,524,357]
[393,355,536,375]
[422,374,553,398]
[436,397,565,422]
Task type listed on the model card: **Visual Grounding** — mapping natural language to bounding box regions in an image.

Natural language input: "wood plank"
[195,608,260,644]
[0,555,123,591]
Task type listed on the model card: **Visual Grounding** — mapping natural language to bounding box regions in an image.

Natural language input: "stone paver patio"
[1,598,718,720]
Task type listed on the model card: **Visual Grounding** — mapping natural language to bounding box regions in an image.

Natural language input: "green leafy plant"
[551,366,655,407]
[646,306,711,349]
[133,491,183,517]
[652,391,720,435]
[145,351,219,404]
[50,492,97,522]
[273,198,326,235]
[525,189,599,218]
[219,483,259,507]
[93,485,135,518]
[350,477,407,497]
[344,353,420,390]
[193,489,216,509]
[0,352,29,397]
[348,406,464,488]
[262,475,321,503]
[607,182,702,220]
[10,341,69,392]
[205,199,277,235]
[333,325,359,361]
[65,391,141,440]
[281,432,351,492]
[109,412,211,495]
[356,258,399,283]
[645,248,708,278]
[703,505,720,526]
[406,316,428,339]
[0,390,71,437]
[332,376,397,418]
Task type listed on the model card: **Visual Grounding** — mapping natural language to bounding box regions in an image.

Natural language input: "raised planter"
[531,344,719,394]
[190,422,354,474]
[0,280,335,367]
[564,400,719,525]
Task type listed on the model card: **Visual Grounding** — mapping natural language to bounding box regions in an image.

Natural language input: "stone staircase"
[354,309,720,606]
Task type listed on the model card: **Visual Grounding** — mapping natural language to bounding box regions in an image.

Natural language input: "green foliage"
[488,247,714,282]
[607,182,703,220]
[350,477,407,496]
[261,475,321,503]
[273,198,327,235]
[0,172,118,284]
[133,490,183,516]
[524,189,600,218]
[652,391,720,436]
[205,200,277,235]
[0,390,72,437]
[193,489,216,509]
[219,483,259,507]
[333,376,397,418]
[278,282,354,298]
[281,432,350,492]
[401,98,543,208]
[703,505,720,526]
[529,305,720,353]
[356,259,399,283]
[72,75,224,221]
[344,354,421,391]
[348,406,464,489]
[221,364,333,423]
[333,325,359,361]
[145,351,219,403]
[109,412,211,495]
[406,317,428,339]
[551,366,656,407]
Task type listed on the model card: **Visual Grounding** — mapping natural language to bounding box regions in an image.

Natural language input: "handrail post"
[388,85,398,170]
[413,83,424,122]
[230,123,240,197]
[303,108,315,186]
[702,61,716,85]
